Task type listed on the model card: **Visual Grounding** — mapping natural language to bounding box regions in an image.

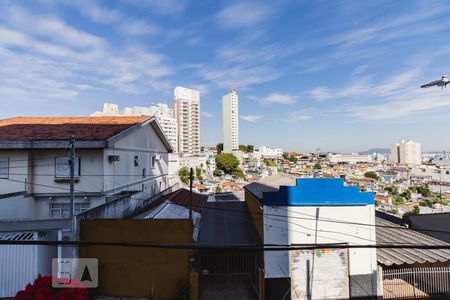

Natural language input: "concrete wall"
[104,123,170,195]
[264,205,377,298]
[0,195,36,220]
[0,149,30,194]
[407,212,450,243]
[79,219,192,299]
[244,190,264,241]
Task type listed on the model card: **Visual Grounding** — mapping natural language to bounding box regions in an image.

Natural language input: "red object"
[11,274,87,300]
[0,116,149,141]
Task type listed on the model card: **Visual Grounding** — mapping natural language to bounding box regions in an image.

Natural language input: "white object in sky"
[421,75,449,89]
[222,88,239,153]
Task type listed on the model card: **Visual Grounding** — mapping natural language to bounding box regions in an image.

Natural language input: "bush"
[178,167,190,185]
[364,171,379,180]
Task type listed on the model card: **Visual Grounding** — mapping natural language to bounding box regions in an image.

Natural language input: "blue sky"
[1,0,450,152]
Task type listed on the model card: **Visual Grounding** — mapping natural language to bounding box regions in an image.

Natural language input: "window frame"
[54,156,80,178]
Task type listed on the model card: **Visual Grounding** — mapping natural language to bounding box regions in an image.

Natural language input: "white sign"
[52,258,98,288]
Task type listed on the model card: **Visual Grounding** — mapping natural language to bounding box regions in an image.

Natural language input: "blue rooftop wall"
[262,178,374,206]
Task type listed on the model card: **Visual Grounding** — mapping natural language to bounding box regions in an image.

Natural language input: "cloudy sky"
[1,0,450,152]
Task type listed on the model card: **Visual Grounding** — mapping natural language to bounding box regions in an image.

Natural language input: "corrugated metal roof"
[376,217,450,266]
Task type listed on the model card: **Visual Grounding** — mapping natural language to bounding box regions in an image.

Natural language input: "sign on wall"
[290,248,349,300]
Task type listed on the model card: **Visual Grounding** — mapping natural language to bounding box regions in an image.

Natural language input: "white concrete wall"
[105,123,170,196]
[264,205,377,279]
[0,149,29,194]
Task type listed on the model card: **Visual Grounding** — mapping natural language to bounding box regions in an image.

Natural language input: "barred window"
[0,157,9,178]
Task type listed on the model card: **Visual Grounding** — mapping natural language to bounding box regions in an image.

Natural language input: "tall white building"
[222,88,239,153]
[174,87,201,157]
[91,102,178,151]
[390,139,422,165]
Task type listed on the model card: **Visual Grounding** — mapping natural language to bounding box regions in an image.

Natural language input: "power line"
[4,177,450,237]
[0,240,449,250]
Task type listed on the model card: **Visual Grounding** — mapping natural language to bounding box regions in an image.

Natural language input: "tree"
[264,158,276,167]
[195,167,203,181]
[178,167,190,185]
[416,186,432,197]
[313,163,322,170]
[216,143,223,154]
[247,145,254,152]
[215,153,240,174]
[213,168,223,177]
[216,185,222,193]
[364,171,379,180]
[232,168,245,179]
[400,190,411,201]
[238,144,254,153]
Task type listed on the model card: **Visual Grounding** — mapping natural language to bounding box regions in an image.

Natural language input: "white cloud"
[0,7,175,103]
[286,110,312,123]
[201,111,214,118]
[240,115,263,122]
[261,93,297,105]
[119,20,161,36]
[215,2,270,30]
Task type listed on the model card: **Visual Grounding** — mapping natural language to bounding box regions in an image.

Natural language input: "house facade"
[244,174,378,300]
[0,116,175,220]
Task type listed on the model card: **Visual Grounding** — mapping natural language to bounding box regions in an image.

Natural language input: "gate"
[383,267,450,299]
[199,248,260,300]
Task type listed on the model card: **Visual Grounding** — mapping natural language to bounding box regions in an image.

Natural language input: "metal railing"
[383,267,450,299]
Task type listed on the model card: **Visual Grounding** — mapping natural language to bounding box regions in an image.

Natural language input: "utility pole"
[189,167,194,221]
[69,136,75,218]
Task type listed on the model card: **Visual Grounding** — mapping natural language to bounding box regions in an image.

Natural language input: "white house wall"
[264,205,377,280]
[104,123,170,195]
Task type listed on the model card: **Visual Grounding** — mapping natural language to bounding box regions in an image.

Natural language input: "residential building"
[0,116,174,220]
[391,139,422,165]
[327,153,373,164]
[254,145,284,159]
[91,102,178,152]
[244,174,378,299]
[174,87,201,157]
[222,88,239,153]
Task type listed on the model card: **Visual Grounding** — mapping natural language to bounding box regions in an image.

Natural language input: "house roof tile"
[0,116,150,141]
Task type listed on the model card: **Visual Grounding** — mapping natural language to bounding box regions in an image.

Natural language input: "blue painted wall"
[262,178,374,206]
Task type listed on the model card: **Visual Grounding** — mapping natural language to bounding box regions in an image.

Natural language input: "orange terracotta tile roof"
[0,116,150,141]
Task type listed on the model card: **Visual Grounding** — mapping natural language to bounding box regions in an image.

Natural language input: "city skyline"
[1,1,450,152]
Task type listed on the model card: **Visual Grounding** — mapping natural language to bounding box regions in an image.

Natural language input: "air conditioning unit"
[108,155,120,162]
[155,154,161,161]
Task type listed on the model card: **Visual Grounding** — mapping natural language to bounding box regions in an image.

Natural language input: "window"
[49,203,90,218]
[55,157,80,178]
[0,157,9,178]
[151,156,156,169]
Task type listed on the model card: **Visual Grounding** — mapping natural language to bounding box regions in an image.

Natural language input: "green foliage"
[392,195,405,206]
[364,171,379,180]
[282,152,297,163]
[195,167,203,181]
[416,185,432,197]
[213,168,223,177]
[313,163,322,170]
[232,168,245,179]
[178,167,190,185]
[264,158,276,167]
[215,153,240,174]
[239,144,254,153]
[400,189,411,201]
[404,206,420,216]
[216,185,222,193]
[419,199,433,207]
[216,143,223,154]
